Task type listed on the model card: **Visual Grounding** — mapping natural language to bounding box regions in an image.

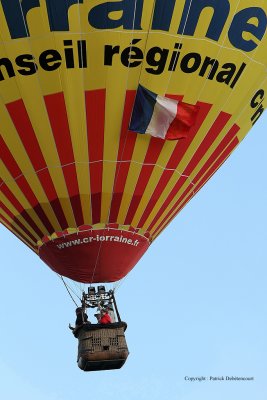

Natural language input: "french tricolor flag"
[129,85,199,140]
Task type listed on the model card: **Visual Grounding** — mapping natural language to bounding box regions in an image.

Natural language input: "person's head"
[76,307,83,315]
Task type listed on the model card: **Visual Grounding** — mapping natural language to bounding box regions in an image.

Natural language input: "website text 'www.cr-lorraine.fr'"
[56,235,140,249]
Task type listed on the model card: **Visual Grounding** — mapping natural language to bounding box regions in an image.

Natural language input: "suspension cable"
[58,275,80,307]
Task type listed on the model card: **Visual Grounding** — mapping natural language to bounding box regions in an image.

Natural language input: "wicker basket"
[77,323,129,371]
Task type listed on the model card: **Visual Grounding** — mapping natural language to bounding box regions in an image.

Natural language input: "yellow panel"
[1,0,267,276]
[1,165,48,234]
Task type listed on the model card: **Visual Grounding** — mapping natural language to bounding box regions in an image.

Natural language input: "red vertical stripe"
[1,184,44,238]
[1,137,21,177]
[1,137,54,233]
[124,137,165,225]
[153,136,240,237]
[6,100,45,171]
[182,112,232,176]
[85,90,105,224]
[1,202,38,243]
[6,99,68,229]
[137,102,212,228]
[109,90,137,223]
[147,111,233,232]
[44,93,84,226]
[192,124,240,185]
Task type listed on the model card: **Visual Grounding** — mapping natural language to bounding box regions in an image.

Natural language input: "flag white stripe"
[146,95,179,138]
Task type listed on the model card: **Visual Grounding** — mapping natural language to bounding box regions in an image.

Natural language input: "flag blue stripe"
[129,85,157,134]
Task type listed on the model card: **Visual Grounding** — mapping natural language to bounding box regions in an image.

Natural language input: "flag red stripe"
[166,102,200,140]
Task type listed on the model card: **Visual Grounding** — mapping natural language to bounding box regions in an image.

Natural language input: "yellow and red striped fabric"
[1,1,266,282]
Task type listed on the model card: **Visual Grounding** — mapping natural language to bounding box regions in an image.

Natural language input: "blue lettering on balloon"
[45,0,83,31]
[1,0,40,39]
[151,0,176,31]
[88,0,143,30]
[0,0,266,53]
[178,0,230,41]
[228,7,267,51]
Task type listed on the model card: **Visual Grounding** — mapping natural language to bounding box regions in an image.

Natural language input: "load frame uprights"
[81,286,121,322]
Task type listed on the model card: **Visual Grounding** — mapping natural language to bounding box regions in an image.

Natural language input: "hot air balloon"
[1,0,266,292]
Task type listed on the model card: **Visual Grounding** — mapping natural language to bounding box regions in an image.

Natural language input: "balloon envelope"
[1,0,266,282]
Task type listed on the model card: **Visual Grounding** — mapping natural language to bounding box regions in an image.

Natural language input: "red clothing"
[99,313,112,324]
